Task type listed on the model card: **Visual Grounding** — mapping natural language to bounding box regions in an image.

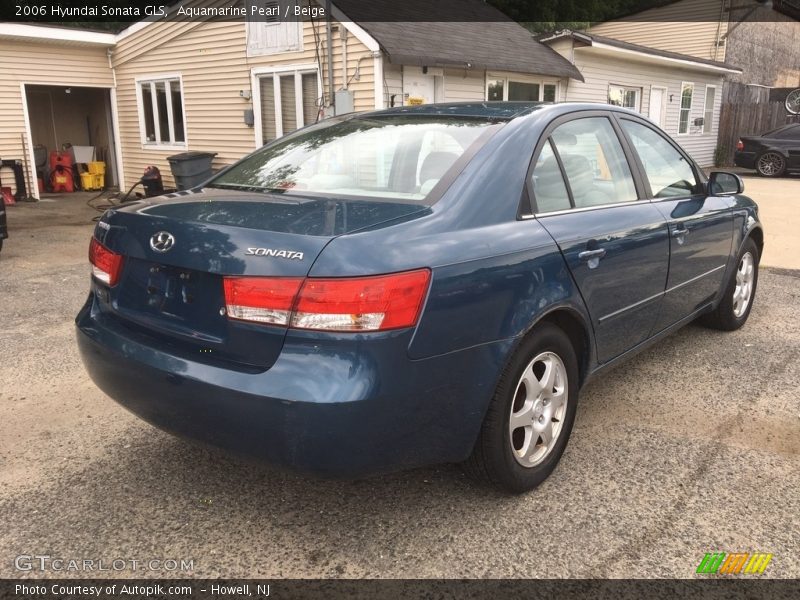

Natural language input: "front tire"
[463,323,579,493]
[756,151,786,177]
[700,237,759,331]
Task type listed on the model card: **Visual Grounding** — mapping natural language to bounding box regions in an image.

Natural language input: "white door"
[403,67,435,105]
[649,86,667,128]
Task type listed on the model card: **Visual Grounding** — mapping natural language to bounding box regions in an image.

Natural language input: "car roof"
[355,101,650,123]
[764,123,799,136]
[358,101,547,120]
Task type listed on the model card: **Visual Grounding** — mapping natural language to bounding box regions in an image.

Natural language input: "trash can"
[166,151,217,190]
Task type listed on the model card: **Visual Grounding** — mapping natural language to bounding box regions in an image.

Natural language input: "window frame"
[251,63,323,147]
[607,84,642,112]
[485,73,559,103]
[703,84,716,134]
[522,109,650,218]
[677,81,695,136]
[615,113,706,202]
[134,73,188,150]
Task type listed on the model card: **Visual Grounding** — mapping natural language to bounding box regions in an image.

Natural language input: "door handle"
[578,248,607,261]
[672,226,690,238]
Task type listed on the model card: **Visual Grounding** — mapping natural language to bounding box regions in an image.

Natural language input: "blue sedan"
[76,102,763,493]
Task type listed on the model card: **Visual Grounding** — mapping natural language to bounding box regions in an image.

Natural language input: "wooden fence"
[716,82,799,167]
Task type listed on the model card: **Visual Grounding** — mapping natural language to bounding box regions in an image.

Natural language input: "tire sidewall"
[489,323,580,492]
[722,238,760,328]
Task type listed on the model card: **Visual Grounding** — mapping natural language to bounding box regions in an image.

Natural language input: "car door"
[529,112,670,364]
[616,116,734,333]
[773,124,800,169]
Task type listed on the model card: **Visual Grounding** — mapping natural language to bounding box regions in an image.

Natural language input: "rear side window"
[773,125,799,139]
[550,117,638,208]
[621,120,700,198]
[531,140,571,213]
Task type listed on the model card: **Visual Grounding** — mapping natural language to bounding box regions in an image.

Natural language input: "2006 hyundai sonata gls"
[77,102,762,492]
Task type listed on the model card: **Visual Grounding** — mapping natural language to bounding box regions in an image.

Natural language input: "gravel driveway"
[1,192,798,579]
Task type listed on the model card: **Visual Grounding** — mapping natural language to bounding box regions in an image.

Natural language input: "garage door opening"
[22,84,119,198]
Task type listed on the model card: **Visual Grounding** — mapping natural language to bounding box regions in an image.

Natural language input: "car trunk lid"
[93,189,428,369]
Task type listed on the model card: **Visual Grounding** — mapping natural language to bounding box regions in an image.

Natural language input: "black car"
[735,123,800,177]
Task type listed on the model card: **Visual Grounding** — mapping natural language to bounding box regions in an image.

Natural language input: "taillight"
[223,277,303,326]
[736,139,744,151]
[223,269,431,332]
[89,238,123,286]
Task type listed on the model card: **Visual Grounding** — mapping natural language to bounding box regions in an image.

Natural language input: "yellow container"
[80,172,97,191]
[93,173,104,189]
[87,161,106,175]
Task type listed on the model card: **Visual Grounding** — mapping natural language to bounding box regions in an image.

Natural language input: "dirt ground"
[736,173,800,270]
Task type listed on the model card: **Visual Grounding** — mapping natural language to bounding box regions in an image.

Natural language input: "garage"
[0,25,122,202]
[23,83,119,194]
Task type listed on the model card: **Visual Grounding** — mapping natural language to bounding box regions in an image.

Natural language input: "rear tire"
[700,238,759,331]
[463,323,579,493]
[756,151,786,177]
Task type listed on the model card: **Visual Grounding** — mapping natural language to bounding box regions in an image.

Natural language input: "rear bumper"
[76,298,511,477]
[734,151,756,169]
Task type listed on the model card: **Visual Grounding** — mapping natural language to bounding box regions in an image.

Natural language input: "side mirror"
[708,171,744,195]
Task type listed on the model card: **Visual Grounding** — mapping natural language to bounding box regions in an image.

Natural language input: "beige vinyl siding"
[562,51,724,166]
[0,40,113,192]
[443,69,485,102]
[113,18,374,188]
[589,0,727,62]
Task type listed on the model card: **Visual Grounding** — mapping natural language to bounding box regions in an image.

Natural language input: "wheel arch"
[522,306,594,388]
[747,225,764,260]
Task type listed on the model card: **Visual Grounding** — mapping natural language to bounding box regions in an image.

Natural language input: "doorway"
[22,84,119,197]
[649,86,668,128]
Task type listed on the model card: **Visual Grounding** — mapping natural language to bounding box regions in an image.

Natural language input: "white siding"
[562,51,724,166]
[383,62,403,107]
[443,68,485,102]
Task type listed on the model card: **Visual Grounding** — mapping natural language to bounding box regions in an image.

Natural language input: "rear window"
[208,116,498,204]
[764,125,799,139]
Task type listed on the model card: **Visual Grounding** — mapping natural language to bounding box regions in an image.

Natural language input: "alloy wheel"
[733,252,755,318]
[508,351,568,467]
[757,152,785,176]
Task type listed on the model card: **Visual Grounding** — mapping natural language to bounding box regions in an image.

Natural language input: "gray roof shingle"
[333,0,584,81]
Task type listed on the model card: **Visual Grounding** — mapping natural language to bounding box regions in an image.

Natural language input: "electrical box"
[334,90,354,115]
[244,109,254,127]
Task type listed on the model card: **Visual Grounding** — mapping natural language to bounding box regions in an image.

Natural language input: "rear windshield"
[207,116,499,204]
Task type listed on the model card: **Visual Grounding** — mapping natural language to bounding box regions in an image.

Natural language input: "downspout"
[325,0,335,113]
[713,0,726,62]
[107,47,125,190]
[341,27,348,89]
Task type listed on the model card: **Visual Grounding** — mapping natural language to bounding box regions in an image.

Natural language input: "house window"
[704,85,716,134]
[678,82,694,134]
[509,82,540,101]
[257,68,320,143]
[608,85,641,112]
[137,76,185,146]
[246,1,302,56]
[487,79,504,101]
[486,76,558,102]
